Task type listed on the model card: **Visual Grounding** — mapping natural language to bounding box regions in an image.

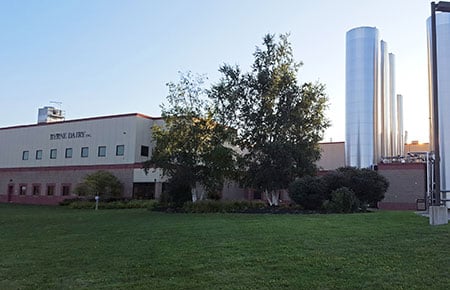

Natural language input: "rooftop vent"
[37,106,65,124]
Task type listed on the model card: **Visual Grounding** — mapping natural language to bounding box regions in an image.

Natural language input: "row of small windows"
[8,183,71,196]
[22,145,126,160]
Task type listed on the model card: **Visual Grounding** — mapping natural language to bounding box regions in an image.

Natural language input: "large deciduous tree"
[209,33,330,205]
[144,72,236,202]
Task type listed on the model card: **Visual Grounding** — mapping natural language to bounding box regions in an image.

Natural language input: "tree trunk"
[265,190,280,206]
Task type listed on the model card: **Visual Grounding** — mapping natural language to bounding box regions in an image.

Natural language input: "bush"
[163,172,192,207]
[66,199,157,210]
[182,200,267,213]
[323,187,359,213]
[336,167,389,207]
[288,176,327,210]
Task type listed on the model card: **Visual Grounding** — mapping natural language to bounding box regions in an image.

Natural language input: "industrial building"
[0,107,430,210]
[0,108,246,205]
[0,109,167,204]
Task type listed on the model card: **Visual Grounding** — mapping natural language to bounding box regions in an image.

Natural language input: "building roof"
[0,113,162,131]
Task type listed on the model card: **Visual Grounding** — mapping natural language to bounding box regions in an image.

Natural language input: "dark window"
[36,150,43,160]
[8,185,14,195]
[98,146,106,157]
[62,185,70,196]
[50,149,57,159]
[81,147,89,158]
[33,185,41,195]
[47,185,55,196]
[116,145,125,156]
[65,148,73,158]
[141,145,149,157]
[22,151,29,160]
[19,184,27,195]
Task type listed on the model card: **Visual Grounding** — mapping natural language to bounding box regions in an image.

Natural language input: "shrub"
[336,167,389,207]
[323,187,359,213]
[163,172,192,207]
[182,200,267,213]
[288,176,327,210]
[66,199,157,210]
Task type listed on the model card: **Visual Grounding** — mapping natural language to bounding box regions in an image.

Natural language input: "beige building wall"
[317,142,346,170]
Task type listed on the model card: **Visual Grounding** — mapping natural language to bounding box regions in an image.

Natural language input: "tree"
[209,33,330,205]
[74,170,123,198]
[144,72,237,202]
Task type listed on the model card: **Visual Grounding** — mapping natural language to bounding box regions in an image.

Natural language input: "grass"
[0,204,449,289]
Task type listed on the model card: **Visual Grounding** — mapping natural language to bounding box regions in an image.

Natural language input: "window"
[8,184,14,195]
[36,150,43,160]
[141,145,149,157]
[22,151,29,160]
[65,148,73,158]
[81,147,89,158]
[116,145,125,156]
[61,185,71,196]
[19,184,27,195]
[50,149,57,159]
[32,184,41,195]
[47,184,55,196]
[98,146,106,157]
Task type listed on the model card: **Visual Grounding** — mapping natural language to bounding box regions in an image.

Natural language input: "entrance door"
[7,185,14,202]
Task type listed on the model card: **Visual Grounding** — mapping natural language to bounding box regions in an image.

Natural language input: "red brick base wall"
[0,194,67,205]
[378,202,418,211]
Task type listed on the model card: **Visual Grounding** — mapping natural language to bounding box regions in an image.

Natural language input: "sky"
[0,0,432,142]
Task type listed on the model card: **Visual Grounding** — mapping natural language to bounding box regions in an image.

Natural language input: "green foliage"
[210,33,329,193]
[144,72,237,200]
[333,167,389,207]
[182,200,268,213]
[163,169,193,207]
[323,187,359,213]
[288,176,327,210]
[67,199,157,210]
[74,170,123,198]
[289,167,389,211]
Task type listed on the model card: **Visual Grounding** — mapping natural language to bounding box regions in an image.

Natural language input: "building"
[346,26,404,168]
[0,112,168,204]
[0,109,247,205]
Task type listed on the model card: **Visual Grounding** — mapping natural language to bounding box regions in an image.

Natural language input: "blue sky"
[0,0,431,142]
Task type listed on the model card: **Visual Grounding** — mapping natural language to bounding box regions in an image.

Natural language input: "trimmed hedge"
[63,199,157,210]
[182,200,267,213]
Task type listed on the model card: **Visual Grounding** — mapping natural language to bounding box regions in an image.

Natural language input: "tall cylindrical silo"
[427,13,450,205]
[380,40,390,158]
[396,94,404,156]
[389,53,398,156]
[346,27,379,168]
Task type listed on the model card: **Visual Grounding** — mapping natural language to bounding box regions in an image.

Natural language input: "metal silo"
[389,53,398,156]
[427,13,450,204]
[346,27,379,168]
[380,40,390,159]
[396,94,404,157]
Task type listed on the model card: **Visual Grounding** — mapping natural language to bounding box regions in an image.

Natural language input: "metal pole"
[431,2,441,206]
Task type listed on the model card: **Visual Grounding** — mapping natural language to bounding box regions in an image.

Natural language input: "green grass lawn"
[1,204,449,289]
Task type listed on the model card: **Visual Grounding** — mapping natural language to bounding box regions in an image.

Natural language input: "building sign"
[50,131,91,140]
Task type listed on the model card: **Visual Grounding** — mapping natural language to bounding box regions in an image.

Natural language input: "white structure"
[38,106,65,124]
[428,13,450,207]
[346,26,404,168]
[0,112,167,204]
